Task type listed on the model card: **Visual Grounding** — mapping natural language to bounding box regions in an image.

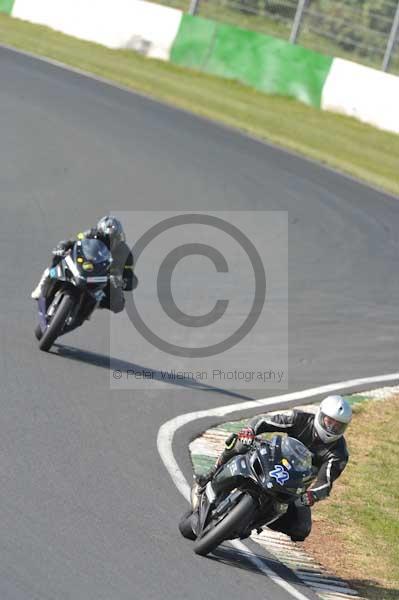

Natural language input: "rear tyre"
[193,494,256,556]
[179,510,196,540]
[39,293,74,352]
[34,324,43,340]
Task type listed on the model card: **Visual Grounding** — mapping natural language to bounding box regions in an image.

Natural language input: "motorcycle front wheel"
[178,510,196,540]
[39,293,74,352]
[193,493,256,556]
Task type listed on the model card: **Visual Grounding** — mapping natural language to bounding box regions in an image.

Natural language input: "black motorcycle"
[179,435,315,556]
[35,239,112,351]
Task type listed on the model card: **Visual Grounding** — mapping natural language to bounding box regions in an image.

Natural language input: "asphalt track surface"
[1,46,399,600]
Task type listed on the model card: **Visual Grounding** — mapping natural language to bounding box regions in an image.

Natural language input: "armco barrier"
[2,0,399,134]
[10,0,183,60]
[322,58,399,135]
[170,15,333,108]
[0,0,15,15]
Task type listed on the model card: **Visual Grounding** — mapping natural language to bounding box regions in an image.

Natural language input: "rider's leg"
[100,286,125,313]
[31,254,62,300]
[109,286,125,313]
[195,434,249,487]
[267,504,312,542]
[31,268,50,299]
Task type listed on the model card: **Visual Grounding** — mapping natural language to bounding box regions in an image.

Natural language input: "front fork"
[62,293,96,334]
[194,484,254,539]
[38,296,48,332]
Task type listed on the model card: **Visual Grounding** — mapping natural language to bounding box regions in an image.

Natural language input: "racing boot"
[195,432,239,488]
[31,268,50,299]
[191,467,218,511]
[191,461,220,510]
[194,464,219,489]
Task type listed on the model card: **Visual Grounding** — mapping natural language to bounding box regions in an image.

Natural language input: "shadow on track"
[52,344,254,402]
[212,547,399,599]
[208,545,265,575]
[209,545,310,588]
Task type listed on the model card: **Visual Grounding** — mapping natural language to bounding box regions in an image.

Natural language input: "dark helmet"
[97,216,125,245]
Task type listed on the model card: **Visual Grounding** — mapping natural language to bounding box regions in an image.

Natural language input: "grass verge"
[0,13,398,196]
[304,396,399,600]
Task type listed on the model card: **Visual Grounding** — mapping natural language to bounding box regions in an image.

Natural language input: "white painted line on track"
[231,539,314,600]
[157,372,399,600]
[157,372,399,501]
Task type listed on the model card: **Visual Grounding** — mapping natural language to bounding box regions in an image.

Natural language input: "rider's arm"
[77,228,96,240]
[52,239,74,256]
[52,229,95,261]
[248,411,296,435]
[310,451,348,502]
[53,228,94,255]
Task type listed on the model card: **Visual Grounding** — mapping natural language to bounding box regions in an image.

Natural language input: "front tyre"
[39,293,74,352]
[193,493,256,556]
[179,510,196,540]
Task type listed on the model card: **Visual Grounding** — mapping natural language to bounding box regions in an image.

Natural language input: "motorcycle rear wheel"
[193,493,256,556]
[39,293,74,352]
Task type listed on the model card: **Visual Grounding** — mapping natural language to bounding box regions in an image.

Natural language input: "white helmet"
[314,395,352,443]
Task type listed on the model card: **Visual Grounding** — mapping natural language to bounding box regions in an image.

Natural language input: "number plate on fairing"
[86,276,108,283]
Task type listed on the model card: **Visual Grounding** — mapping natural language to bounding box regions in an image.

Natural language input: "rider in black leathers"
[31,216,138,313]
[196,395,352,542]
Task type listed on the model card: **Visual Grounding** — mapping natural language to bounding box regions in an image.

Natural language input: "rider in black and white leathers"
[196,396,351,542]
[249,409,349,502]
[31,216,138,313]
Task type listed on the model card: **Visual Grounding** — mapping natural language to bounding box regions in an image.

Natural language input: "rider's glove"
[297,490,315,507]
[52,241,70,257]
[237,427,255,446]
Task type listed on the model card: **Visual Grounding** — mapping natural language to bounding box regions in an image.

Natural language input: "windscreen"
[281,436,312,473]
[80,239,111,264]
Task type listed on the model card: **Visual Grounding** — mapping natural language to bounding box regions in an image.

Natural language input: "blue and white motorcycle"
[35,238,112,351]
[179,435,315,556]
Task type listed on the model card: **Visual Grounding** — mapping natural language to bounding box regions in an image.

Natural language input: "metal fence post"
[289,0,308,45]
[188,0,201,15]
[382,1,399,72]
